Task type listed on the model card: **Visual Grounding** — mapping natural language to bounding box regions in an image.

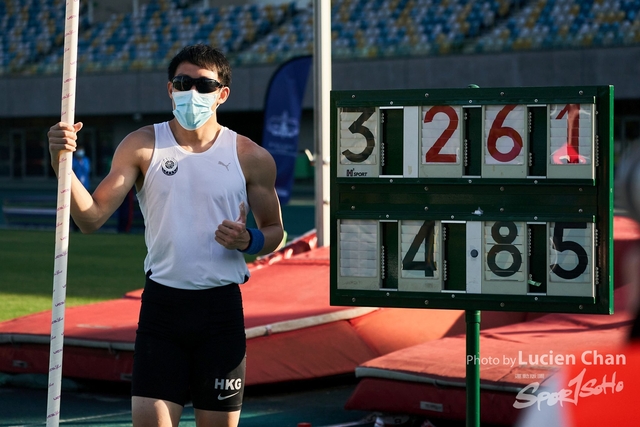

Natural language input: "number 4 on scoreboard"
[399,220,443,292]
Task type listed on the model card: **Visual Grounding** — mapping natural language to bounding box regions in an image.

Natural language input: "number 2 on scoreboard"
[421,106,461,164]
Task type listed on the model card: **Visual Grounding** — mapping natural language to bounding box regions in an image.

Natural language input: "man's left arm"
[244,143,284,255]
[215,136,284,255]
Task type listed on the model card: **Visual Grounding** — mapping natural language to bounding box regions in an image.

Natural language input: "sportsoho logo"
[214,378,243,401]
[511,349,626,410]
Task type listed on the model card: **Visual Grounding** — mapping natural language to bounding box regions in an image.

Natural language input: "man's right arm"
[48,122,153,233]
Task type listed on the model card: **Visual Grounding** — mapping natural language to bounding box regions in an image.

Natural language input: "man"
[48,44,284,427]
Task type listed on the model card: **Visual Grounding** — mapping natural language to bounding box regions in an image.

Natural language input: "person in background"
[47,44,284,427]
[71,146,90,230]
[72,145,90,189]
[117,188,135,233]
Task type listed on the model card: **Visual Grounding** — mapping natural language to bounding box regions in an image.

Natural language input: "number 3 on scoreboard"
[339,107,377,165]
[338,107,380,178]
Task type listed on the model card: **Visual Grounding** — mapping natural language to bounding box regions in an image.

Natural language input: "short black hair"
[167,44,232,87]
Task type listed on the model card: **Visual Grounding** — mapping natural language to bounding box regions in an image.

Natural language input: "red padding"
[246,320,379,385]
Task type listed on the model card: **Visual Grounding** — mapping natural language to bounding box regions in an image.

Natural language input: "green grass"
[0,229,147,322]
[0,229,261,323]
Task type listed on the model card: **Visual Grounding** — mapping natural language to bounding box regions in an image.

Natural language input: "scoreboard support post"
[466,310,481,427]
[330,85,614,425]
[466,84,480,427]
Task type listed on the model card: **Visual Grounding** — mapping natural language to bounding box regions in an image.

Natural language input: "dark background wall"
[1,45,637,118]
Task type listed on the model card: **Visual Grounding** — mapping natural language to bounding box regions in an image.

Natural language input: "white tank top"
[137,122,250,290]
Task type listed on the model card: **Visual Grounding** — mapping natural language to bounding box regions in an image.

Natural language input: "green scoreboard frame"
[329,86,614,315]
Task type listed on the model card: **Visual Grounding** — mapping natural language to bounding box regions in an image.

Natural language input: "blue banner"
[261,55,312,205]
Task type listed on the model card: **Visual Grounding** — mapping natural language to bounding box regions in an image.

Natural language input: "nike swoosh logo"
[217,391,240,400]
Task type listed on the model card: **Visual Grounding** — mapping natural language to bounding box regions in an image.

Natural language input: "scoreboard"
[329,86,614,314]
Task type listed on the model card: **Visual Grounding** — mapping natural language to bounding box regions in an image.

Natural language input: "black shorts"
[132,277,246,411]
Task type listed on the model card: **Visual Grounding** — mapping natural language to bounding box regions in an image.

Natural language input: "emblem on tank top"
[161,157,178,176]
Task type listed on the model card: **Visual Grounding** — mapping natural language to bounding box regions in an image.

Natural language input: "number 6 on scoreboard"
[483,105,528,178]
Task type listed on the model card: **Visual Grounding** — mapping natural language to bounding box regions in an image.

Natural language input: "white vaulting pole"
[313,0,331,247]
[46,1,80,425]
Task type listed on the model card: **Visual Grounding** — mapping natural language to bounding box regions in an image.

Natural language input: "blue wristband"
[239,228,265,255]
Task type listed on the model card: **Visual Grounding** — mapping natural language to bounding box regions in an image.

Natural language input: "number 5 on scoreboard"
[547,222,594,297]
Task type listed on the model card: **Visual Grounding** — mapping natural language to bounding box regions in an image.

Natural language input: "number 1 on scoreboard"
[548,104,595,179]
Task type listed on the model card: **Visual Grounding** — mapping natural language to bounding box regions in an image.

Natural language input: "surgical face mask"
[171,90,218,131]
[76,149,85,158]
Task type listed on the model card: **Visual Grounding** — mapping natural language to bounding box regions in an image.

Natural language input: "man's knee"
[132,396,183,427]
[194,408,241,427]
